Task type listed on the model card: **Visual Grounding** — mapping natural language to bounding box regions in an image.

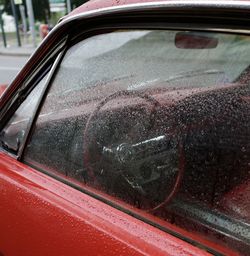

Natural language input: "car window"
[23,30,250,255]
[0,75,48,154]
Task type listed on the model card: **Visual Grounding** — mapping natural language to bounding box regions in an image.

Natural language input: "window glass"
[0,75,48,154]
[23,30,250,255]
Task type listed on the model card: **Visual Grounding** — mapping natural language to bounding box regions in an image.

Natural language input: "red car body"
[0,84,7,97]
[0,1,249,256]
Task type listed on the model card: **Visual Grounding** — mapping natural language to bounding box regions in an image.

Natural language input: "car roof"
[65,0,249,19]
[68,0,167,15]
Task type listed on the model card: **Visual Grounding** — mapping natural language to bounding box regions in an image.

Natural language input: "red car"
[0,0,249,255]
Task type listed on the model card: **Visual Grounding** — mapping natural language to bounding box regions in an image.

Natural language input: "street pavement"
[0,55,29,85]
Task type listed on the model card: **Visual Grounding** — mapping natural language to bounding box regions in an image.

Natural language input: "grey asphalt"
[0,55,29,85]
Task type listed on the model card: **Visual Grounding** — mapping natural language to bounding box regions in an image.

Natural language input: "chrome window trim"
[59,0,250,25]
[0,37,68,128]
[0,51,65,158]
[17,51,66,160]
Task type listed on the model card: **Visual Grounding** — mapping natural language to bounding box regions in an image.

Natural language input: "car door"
[0,2,250,256]
[0,15,211,256]
[0,57,206,256]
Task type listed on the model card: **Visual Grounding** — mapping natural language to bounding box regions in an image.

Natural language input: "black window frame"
[0,49,67,159]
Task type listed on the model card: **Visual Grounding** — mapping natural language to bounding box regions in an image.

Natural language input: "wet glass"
[0,75,48,153]
[23,30,250,255]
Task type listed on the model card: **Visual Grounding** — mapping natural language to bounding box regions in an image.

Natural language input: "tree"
[32,0,50,23]
[0,0,11,15]
[71,0,88,9]
[0,0,50,23]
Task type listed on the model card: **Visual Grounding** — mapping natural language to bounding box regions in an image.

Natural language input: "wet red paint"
[66,0,247,19]
[0,152,211,256]
[67,0,168,17]
[0,84,7,97]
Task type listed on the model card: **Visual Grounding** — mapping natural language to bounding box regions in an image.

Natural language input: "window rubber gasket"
[17,49,68,161]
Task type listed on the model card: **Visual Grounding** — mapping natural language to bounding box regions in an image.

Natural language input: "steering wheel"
[83,90,185,211]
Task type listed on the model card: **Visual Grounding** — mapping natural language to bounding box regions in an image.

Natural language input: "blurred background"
[0,0,89,84]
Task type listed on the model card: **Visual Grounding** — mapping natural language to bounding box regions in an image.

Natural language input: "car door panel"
[0,153,210,256]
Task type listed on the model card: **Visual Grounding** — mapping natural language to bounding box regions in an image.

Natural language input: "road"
[0,55,29,85]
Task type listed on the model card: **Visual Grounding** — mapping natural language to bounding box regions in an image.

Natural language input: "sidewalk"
[0,45,36,57]
[0,33,42,57]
